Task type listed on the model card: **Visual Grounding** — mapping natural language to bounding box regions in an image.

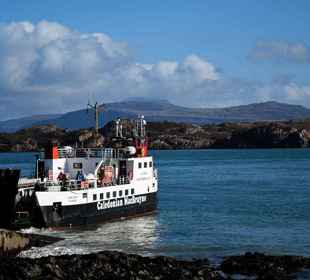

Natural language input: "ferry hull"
[37,193,157,228]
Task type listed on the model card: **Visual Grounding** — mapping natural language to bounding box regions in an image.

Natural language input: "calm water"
[1,150,310,260]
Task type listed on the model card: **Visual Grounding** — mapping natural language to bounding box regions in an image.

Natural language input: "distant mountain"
[1,100,310,132]
[0,114,62,133]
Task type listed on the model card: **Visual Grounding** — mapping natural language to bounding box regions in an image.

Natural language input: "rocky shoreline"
[0,251,308,279]
[1,230,309,279]
[1,120,310,152]
[0,229,62,257]
[220,252,310,279]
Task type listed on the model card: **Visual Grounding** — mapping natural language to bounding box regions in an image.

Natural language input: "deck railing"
[43,148,122,159]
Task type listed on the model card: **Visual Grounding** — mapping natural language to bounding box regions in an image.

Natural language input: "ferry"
[15,115,158,228]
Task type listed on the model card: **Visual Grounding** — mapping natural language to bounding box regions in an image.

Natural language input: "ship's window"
[138,162,142,168]
[125,189,129,196]
[113,191,117,198]
[106,192,110,199]
[73,163,83,169]
[100,193,104,200]
[83,193,87,198]
[144,162,147,168]
[93,194,97,201]
[119,190,123,197]
[131,188,134,195]
[149,161,153,167]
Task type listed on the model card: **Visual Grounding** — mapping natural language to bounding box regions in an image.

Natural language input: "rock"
[2,120,310,151]
[185,125,203,135]
[220,252,310,279]
[282,129,309,147]
[78,130,93,142]
[0,229,62,257]
[0,250,222,280]
[0,229,29,257]
[2,250,310,279]
[213,124,310,148]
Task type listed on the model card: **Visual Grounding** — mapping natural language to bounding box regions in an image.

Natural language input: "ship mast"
[87,101,103,135]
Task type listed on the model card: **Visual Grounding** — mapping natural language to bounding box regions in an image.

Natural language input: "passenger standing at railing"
[57,172,67,185]
[76,170,85,181]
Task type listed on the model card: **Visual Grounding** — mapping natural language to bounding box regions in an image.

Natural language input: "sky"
[0,0,309,119]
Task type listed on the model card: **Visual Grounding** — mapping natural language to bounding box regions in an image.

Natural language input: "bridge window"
[149,161,153,167]
[144,162,147,168]
[125,189,129,196]
[106,192,110,199]
[138,162,142,168]
[131,188,134,195]
[100,193,104,200]
[113,191,117,198]
[83,193,87,198]
[93,194,97,201]
[119,190,123,197]
[73,163,82,169]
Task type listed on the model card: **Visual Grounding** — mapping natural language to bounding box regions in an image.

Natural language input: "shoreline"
[1,146,310,154]
[1,249,309,279]
[1,120,310,152]
[1,230,309,279]
[2,228,310,279]
[0,229,62,257]
[2,229,309,279]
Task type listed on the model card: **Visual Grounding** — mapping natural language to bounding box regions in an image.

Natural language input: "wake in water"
[18,246,86,258]
[20,227,52,235]
[18,215,159,258]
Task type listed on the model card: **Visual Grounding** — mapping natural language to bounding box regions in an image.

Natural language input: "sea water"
[1,149,310,260]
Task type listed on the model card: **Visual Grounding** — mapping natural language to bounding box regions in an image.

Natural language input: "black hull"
[0,169,20,228]
[37,193,157,228]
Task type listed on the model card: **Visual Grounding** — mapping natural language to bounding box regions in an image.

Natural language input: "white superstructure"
[16,116,159,227]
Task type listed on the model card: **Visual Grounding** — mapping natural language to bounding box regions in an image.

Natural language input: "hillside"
[1,100,310,132]
[0,114,61,133]
[1,120,310,152]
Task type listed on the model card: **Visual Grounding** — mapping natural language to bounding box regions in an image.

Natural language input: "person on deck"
[57,172,67,185]
[76,170,85,181]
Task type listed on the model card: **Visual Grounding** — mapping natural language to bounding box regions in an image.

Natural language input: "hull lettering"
[97,195,147,211]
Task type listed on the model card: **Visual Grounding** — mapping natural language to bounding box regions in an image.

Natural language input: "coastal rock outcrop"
[0,230,61,257]
[211,123,310,148]
[221,252,310,279]
[1,120,310,151]
[2,250,310,279]
[0,230,29,257]
[78,130,105,147]
[0,251,220,280]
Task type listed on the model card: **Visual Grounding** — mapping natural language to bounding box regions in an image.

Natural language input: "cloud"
[284,84,310,100]
[0,20,310,120]
[249,40,310,63]
[0,21,223,119]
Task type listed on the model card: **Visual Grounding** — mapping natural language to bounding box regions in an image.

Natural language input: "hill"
[1,100,310,132]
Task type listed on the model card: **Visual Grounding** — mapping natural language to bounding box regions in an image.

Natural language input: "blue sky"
[0,0,309,118]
